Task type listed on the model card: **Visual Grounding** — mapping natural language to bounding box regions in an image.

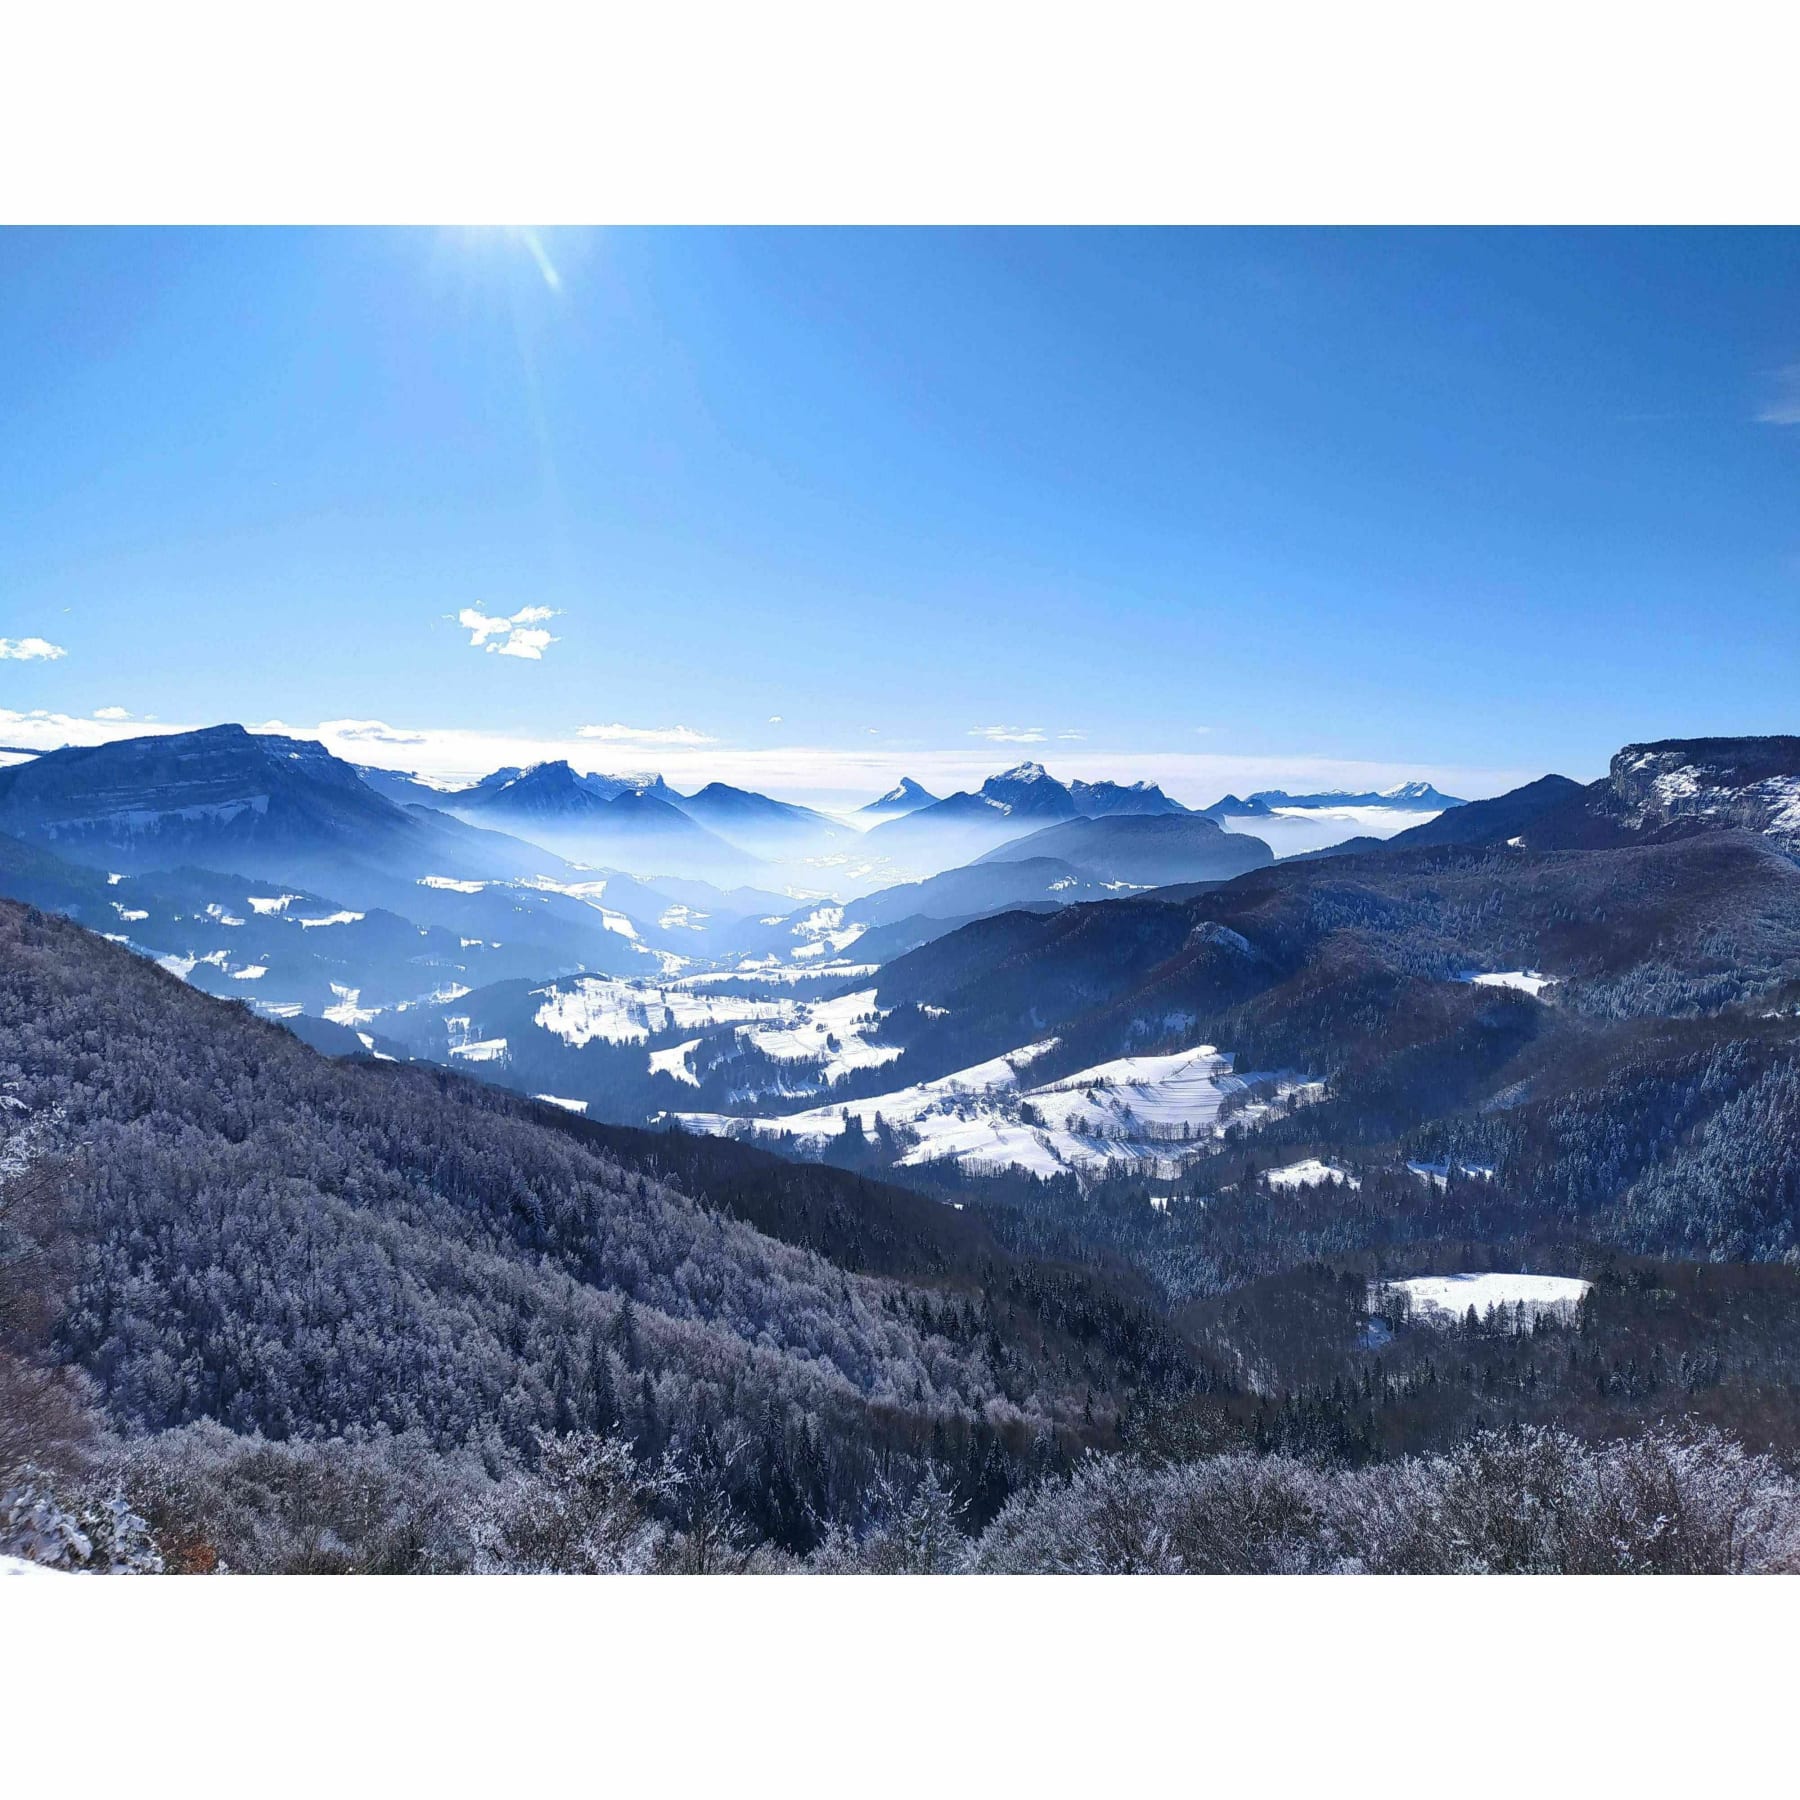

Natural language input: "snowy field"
[1377,1273,1590,1325]
[1263,1158,1360,1190]
[677,1041,1313,1179]
[734,989,901,1082]
[534,974,901,1088]
[1458,969,1559,998]
[532,974,793,1048]
[674,1039,1060,1151]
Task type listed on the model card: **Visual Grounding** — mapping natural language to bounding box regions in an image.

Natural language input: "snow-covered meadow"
[1376,1273,1590,1326]
[676,1042,1318,1179]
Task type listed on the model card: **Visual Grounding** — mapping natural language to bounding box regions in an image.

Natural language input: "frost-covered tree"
[467,1431,675,1574]
[0,1464,162,1573]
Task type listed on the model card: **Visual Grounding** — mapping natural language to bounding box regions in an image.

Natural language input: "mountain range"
[5,725,1800,1573]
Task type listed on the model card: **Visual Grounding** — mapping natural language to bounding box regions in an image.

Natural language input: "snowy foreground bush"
[5,1422,1796,1574]
[0,1465,163,1574]
[966,1427,1800,1574]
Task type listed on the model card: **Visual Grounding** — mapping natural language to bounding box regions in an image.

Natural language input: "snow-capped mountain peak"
[859,777,939,819]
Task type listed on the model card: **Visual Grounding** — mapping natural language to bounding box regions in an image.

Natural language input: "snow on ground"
[533,1093,590,1114]
[204,903,246,925]
[324,984,382,1027]
[648,1038,703,1085]
[230,965,268,980]
[1378,1273,1590,1325]
[522,876,611,903]
[1459,969,1559,998]
[672,961,879,988]
[675,1040,1060,1150]
[419,875,487,893]
[532,975,792,1047]
[737,990,900,1083]
[445,1016,509,1062]
[247,894,302,915]
[1406,1159,1497,1188]
[1263,1158,1360,1191]
[518,877,645,938]
[1029,1048,1249,1137]
[0,1553,60,1576]
[532,973,899,1087]
[787,904,870,958]
[297,910,365,929]
[676,1040,1308,1180]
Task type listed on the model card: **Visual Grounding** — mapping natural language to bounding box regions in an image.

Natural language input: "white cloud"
[577,722,718,747]
[768,715,783,724]
[0,709,185,752]
[93,706,133,721]
[456,605,561,660]
[0,637,66,662]
[316,718,430,746]
[1755,364,1800,425]
[1056,730,1087,741]
[970,724,1046,744]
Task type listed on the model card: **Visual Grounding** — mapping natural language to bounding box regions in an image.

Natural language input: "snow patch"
[324,984,381,1027]
[1377,1273,1589,1325]
[648,1038,703,1086]
[1263,1158,1360,1191]
[1459,969,1558,998]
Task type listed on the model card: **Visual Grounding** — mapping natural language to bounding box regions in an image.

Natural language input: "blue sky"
[3,227,1797,805]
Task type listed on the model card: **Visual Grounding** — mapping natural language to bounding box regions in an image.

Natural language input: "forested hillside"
[0,898,1207,1561]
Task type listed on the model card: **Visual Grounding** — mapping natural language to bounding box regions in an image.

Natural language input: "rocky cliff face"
[1610,738,1800,849]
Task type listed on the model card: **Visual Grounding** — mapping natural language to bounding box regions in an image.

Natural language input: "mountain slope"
[860,778,939,819]
[0,900,1189,1538]
[673,783,841,842]
[974,812,1273,886]
[1314,739,1800,864]
[453,764,763,881]
[1294,774,1589,861]
[688,739,1800,1266]
[1067,779,1187,817]
[0,726,565,900]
